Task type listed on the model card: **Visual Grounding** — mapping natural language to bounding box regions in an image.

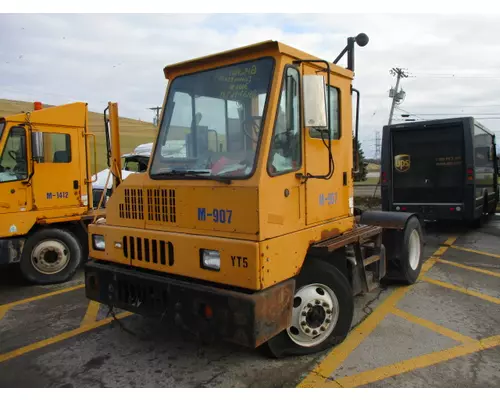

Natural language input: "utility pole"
[148,106,162,126]
[374,130,381,160]
[388,67,408,125]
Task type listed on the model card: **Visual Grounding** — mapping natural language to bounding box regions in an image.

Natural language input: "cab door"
[0,125,30,220]
[304,84,350,226]
[30,128,83,210]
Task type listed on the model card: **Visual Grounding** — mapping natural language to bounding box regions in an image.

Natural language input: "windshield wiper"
[153,170,232,184]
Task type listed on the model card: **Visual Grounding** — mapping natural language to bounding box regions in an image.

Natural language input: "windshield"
[0,126,28,183]
[150,57,275,180]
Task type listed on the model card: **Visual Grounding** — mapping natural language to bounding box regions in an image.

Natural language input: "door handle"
[0,203,10,209]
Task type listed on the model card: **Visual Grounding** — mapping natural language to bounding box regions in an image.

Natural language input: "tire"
[20,228,83,284]
[488,191,498,215]
[470,196,489,227]
[264,257,354,358]
[384,216,424,285]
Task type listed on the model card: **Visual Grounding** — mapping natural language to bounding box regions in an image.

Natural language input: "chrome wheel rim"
[31,239,70,275]
[286,283,339,347]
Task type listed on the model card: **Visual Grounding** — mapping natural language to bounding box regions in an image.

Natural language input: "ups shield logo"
[395,154,411,172]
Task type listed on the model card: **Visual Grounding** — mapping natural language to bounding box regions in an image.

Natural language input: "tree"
[353,136,367,182]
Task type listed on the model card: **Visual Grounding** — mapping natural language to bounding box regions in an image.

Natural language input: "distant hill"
[0,99,158,171]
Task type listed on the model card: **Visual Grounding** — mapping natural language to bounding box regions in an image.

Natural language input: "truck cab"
[85,37,424,357]
[0,101,122,284]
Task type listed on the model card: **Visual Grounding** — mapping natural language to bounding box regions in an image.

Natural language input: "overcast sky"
[1,13,500,158]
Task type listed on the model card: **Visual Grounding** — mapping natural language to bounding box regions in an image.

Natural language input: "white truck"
[92,142,152,208]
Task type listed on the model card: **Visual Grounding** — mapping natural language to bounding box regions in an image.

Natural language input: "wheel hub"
[31,239,70,275]
[287,283,340,347]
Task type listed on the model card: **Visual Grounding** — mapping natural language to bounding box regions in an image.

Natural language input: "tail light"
[34,101,42,110]
[467,167,474,181]
[381,171,388,184]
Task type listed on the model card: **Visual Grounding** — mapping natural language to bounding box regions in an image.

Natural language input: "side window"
[0,126,28,182]
[268,67,301,175]
[473,126,493,168]
[33,132,71,163]
[310,85,340,140]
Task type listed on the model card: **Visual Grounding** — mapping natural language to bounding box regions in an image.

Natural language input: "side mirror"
[303,75,327,129]
[31,131,44,162]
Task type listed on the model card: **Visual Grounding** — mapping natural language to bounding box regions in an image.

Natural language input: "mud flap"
[0,238,25,265]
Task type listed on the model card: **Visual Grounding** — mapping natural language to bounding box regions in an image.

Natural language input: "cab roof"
[163,40,353,79]
[2,102,88,128]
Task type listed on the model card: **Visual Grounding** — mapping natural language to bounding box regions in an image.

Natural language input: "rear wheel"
[488,190,498,215]
[20,228,83,284]
[470,196,489,227]
[264,257,353,358]
[384,216,424,285]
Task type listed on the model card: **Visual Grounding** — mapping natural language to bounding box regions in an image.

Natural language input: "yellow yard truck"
[84,35,425,357]
[0,102,122,284]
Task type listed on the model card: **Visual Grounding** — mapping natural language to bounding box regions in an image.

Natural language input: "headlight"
[93,234,105,251]
[201,249,220,271]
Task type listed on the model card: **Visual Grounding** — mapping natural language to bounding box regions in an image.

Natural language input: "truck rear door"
[391,123,465,204]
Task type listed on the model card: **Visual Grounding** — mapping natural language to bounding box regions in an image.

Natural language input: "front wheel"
[20,228,83,284]
[264,257,354,358]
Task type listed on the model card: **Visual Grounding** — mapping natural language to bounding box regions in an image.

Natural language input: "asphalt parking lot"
[0,216,499,388]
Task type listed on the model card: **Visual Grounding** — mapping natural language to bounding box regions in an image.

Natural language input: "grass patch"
[354,176,379,185]
[354,196,381,210]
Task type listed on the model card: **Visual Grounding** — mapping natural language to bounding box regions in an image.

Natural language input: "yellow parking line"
[0,311,133,364]
[0,284,85,309]
[298,373,342,388]
[444,237,458,246]
[392,308,477,344]
[451,245,500,259]
[298,237,455,388]
[421,276,500,305]
[298,286,413,388]
[0,307,8,322]
[80,301,100,327]
[438,258,500,279]
[335,334,500,388]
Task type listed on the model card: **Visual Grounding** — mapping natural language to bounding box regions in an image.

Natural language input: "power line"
[401,112,500,116]
[411,73,500,79]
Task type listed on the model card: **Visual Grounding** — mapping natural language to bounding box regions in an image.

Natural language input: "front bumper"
[85,260,295,348]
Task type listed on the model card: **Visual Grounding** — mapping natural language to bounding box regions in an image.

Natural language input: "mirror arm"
[352,87,361,174]
[293,59,333,180]
[16,123,35,186]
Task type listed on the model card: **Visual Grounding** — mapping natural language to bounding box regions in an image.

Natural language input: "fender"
[358,210,423,261]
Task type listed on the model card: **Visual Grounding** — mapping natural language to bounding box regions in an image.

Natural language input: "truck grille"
[122,235,174,266]
[119,189,144,220]
[146,189,176,223]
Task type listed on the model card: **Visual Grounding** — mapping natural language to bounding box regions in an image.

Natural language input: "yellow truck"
[0,102,122,284]
[84,35,425,357]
